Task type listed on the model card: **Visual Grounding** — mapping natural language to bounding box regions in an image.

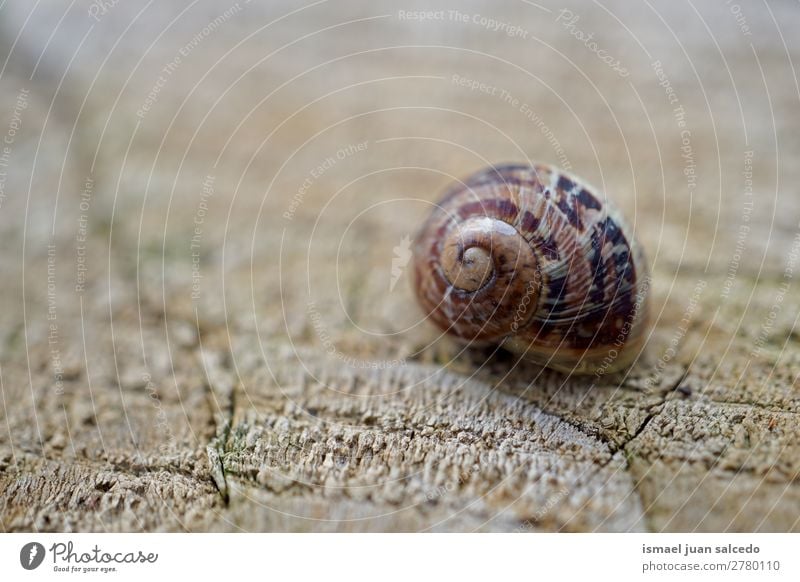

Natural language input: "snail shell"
[411,163,649,375]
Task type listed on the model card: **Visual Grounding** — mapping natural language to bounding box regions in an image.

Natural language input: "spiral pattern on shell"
[412,163,649,375]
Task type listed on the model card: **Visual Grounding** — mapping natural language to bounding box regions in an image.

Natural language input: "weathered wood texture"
[1,0,799,532]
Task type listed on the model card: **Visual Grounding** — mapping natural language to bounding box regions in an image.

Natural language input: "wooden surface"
[1,0,799,532]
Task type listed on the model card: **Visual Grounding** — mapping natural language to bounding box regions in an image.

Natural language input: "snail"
[411,163,649,375]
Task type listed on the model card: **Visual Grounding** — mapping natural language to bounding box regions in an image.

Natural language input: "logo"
[390,235,412,292]
[20,542,45,570]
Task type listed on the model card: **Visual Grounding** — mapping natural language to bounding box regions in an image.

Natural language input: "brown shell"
[411,163,650,375]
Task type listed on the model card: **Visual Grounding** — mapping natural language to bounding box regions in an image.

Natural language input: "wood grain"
[0,0,798,532]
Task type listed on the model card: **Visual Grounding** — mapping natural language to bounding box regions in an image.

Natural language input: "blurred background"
[1,0,799,532]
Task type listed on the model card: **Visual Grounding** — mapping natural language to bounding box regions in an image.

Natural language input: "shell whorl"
[412,163,649,374]
[420,213,540,341]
